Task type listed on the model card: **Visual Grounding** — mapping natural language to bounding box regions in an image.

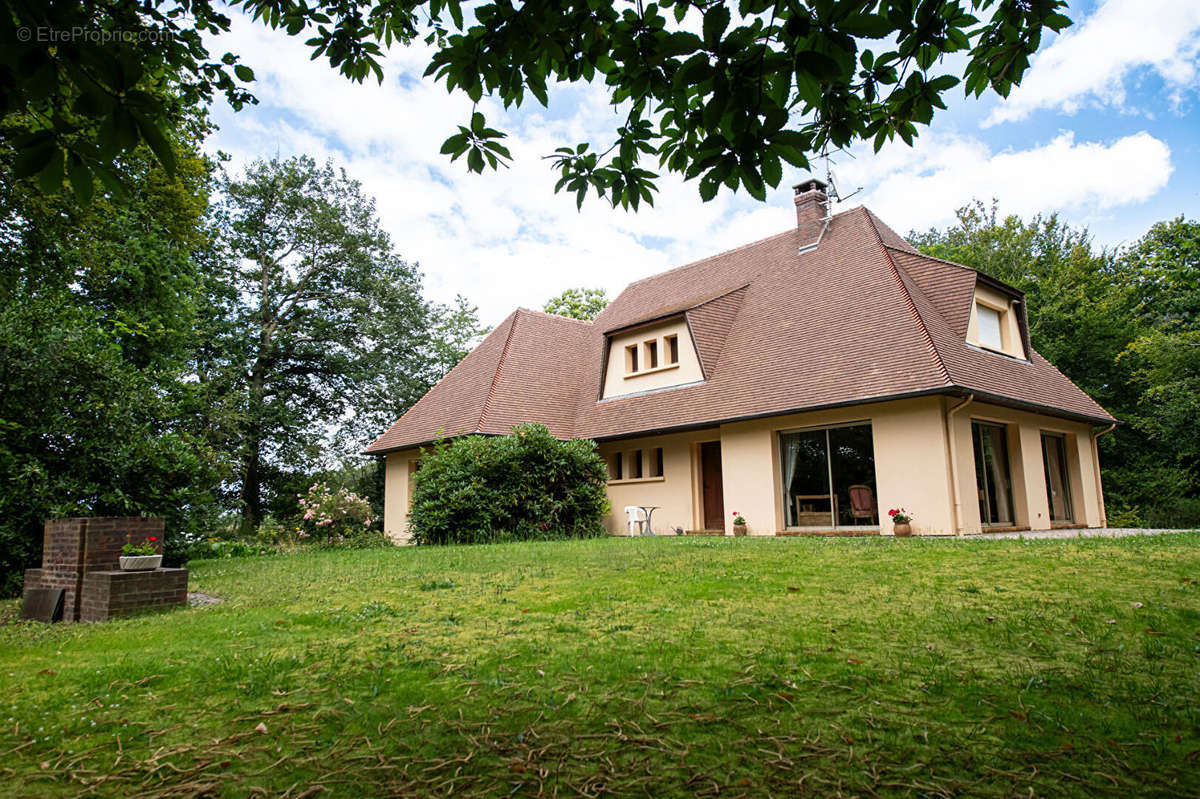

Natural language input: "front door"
[700,441,725,530]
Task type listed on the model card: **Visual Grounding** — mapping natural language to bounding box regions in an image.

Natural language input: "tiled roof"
[365,205,1114,454]
[365,309,593,452]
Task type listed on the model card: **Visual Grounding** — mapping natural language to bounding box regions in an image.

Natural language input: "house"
[366,181,1116,539]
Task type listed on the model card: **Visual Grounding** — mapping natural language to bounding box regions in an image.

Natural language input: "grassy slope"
[1,534,1198,798]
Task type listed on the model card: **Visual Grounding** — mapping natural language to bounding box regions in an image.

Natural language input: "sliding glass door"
[780,423,877,528]
[972,421,1014,526]
[1041,433,1075,522]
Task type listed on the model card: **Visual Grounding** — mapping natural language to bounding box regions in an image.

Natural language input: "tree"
[206,156,480,532]
[0,121,227,596]
[4,0,1069,208]
[543,287,609,320]
[1117,217,1200,511]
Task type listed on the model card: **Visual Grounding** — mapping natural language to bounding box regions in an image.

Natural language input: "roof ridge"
[477,310,520,433]
[861,207,953,387]
[517,307,594,325]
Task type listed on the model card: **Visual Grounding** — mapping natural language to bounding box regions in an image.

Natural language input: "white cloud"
[834,130,1172,234]
[206,15,799,326]
[986,0,1200,125]
[206,10,1179,325]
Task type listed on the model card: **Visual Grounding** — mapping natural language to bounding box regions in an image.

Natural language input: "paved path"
[960,527,1195,540]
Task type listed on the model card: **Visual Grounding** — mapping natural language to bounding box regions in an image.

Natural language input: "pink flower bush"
[296,481,377,543]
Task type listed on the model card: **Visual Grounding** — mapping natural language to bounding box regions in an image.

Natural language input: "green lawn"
[1,534,1198,798]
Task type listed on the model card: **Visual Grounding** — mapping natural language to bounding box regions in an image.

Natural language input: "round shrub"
[408,423,610,545]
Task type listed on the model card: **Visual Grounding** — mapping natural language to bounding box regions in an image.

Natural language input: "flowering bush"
[888,508,912,524]
[297,482,378,544]
[121,534,159,556]
[732,511,746,526]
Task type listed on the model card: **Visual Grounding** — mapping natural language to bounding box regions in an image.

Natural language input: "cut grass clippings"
[1,533,1198,797]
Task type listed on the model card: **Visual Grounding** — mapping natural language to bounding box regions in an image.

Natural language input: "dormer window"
[604,318,701,399]
[967,284,1026,360]
[976,303,1003,350]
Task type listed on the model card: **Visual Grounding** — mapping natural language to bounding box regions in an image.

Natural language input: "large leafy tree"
[543,287,609,320]
[1118,217,1200,501]
[0,119,227,596]
[3,0,1068,208]
[206,156,480,531]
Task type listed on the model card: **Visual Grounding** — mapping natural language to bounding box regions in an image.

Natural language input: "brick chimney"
[794,178,828,247]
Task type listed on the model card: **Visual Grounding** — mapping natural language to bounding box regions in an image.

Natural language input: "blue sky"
[207,0,1200,325]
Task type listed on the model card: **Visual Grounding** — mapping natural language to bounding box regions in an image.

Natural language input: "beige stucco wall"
[382,448,421,544]
[966,284,1027,360]
[948,401,1102,533]
[718,397,956,536]
[596,428,719,535]
[382,398,1106,542]
[601,318,705,399]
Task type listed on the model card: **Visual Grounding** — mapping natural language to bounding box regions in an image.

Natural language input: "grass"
[1,534,1199,798]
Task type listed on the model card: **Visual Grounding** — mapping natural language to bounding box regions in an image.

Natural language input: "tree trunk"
[239,356,268,535]
[239,441,262,535]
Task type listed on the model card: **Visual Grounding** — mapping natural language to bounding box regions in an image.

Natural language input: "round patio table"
[637,505,660,536]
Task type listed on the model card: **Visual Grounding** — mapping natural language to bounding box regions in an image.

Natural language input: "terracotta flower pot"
[733,523,748,537]
[119,554,162,571]
[892,522,912,537]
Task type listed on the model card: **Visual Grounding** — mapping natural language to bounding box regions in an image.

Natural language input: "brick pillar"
[29,517,166,621]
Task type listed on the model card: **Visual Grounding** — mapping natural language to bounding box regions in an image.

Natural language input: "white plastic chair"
[624,506,647,536]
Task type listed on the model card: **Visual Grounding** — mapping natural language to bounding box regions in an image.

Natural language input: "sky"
[206,0,1200,326]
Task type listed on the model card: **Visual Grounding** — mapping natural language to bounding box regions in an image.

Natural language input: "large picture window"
[780,423,878,528]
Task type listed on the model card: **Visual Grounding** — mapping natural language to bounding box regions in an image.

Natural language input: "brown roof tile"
[685,285,747,377]
[366,204,1114,454]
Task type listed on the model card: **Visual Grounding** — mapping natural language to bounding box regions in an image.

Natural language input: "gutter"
[1090,423,1116,528]
[944,394,975,536]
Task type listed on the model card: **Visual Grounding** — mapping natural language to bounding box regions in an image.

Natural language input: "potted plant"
[732,511,748,537]
[888,508,913,537]
[119,534,162,571]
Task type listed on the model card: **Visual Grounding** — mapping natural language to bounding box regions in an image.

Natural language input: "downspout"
[944,394,975,536]
[1090,423,1116,528]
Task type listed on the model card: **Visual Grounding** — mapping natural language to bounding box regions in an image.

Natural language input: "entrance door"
[973,421,1014,526]
[1041,433,1074,522]
[699,441,725,530]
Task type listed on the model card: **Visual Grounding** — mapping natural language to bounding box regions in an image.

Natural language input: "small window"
[625,344,639,373]
[665,335,679,364]
[630,449,643,479]
[650,447,664,477]
[609,452,622,481]
[645,339,658,369]
[976,303,1004,350]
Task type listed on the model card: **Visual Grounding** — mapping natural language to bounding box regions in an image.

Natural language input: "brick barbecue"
[22,517,187,622]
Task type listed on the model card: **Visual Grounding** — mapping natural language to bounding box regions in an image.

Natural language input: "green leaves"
[440,111,512,173]
[1,0,1070,209]
[703,5,731,49]
[408,424,609,546]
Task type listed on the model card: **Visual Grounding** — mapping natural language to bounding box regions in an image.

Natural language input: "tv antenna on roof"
[819,144,862,204]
